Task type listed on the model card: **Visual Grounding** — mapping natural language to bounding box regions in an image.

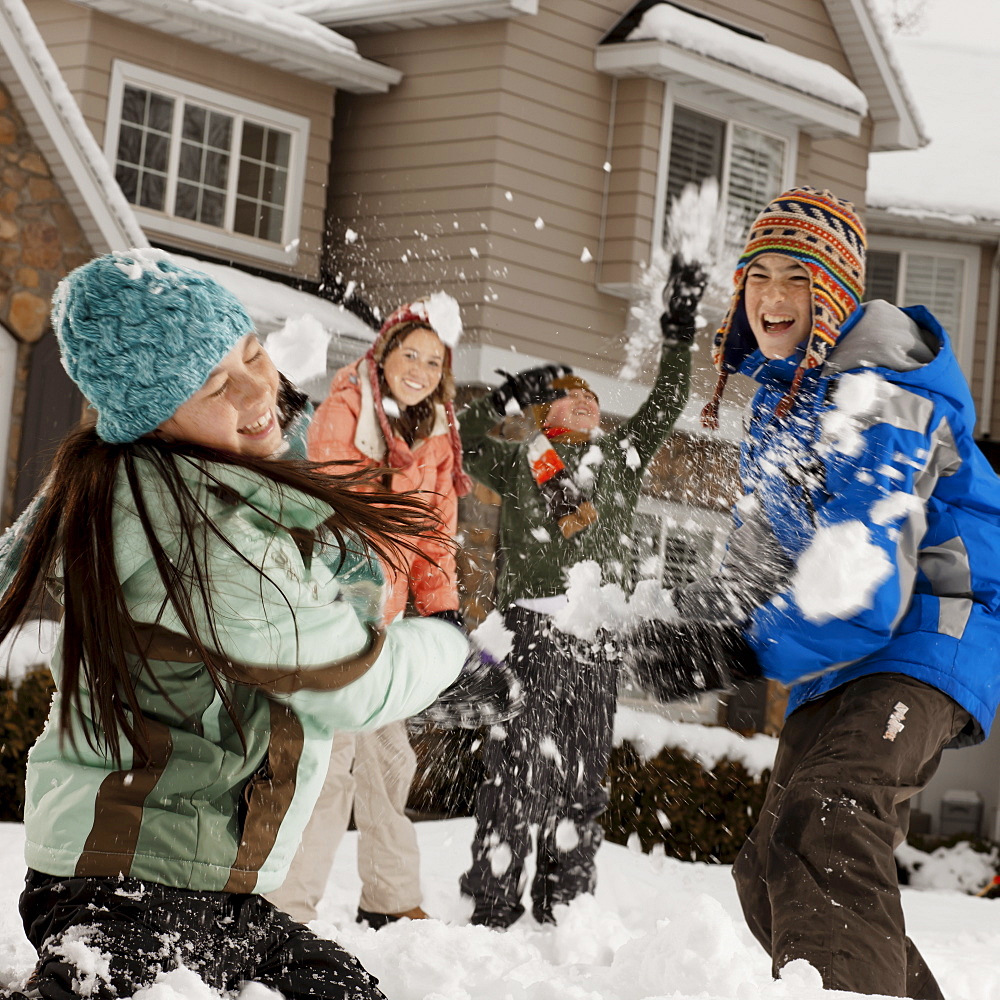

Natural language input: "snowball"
[423,291,463,348]
[264,314,331,386]
[471,610,515,660]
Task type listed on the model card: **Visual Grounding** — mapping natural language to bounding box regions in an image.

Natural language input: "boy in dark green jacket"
[457,263,701,927]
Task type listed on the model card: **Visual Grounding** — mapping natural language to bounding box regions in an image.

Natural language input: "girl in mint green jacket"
[0,251,468,1000]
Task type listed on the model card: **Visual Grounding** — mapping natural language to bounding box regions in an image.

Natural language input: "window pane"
[175,181,200,220]
[266,130,290,168]
[242,122,264,160]
[183,104,207,143]
[238,160,261,198]
[147,93,174,132]
[208,112,232,152]
[233,197,257,237]
[203,150,229,190]
[666,106,724,213]
[259,204,284,243]
[143,132,170,172]
[117,124,142,165]
[262,166,286,204]
[178,142,202,182]
[121,85,146,125]
[904,254,964,335]
[139,173,165,210]
[200,190,225,227]
[868,251,900,302]
[728,125,785,234]
[115,164,138,202]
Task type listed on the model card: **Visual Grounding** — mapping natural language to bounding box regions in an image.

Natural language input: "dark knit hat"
[52,249,253,443]
[702,187,866,428]
[366,298,472,496]
[535,374,599,428]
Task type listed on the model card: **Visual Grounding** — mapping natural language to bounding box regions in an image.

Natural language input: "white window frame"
[867,235,981,381]
[653,83,798,258]
[104,61,309,266]
[633,494,731,587]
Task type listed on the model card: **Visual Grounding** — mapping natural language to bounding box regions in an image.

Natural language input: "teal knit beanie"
[52,249,254,443]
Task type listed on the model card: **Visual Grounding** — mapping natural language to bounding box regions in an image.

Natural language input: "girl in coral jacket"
[268,295,473,929]
[0,252,470,1000]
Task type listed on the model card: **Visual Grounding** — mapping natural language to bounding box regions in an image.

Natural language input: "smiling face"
[544,387,601,433]
[381,327,446,408]
[156,334,283,457]
[743,253,814,360]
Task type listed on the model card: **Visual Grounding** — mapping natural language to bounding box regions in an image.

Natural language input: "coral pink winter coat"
[309,358,459,624]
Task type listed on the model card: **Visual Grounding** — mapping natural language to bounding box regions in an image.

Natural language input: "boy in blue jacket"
[641,188,1000,999]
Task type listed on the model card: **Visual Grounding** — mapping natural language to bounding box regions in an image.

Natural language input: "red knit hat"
[365,297,472,496]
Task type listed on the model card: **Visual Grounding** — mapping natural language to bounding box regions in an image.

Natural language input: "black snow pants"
[19,870,385,1000]
[732,673,971,999]
[459,605,618,927]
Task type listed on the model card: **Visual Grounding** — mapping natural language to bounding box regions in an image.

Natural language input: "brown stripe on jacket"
[130,623,387,694]
[74,718,173,877]
[222,701,304,893]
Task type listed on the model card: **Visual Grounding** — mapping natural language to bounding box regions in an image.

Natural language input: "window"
[662,103,791,246]
[629,498,729,590]
[867,237,981,378]
[106,63,309,263]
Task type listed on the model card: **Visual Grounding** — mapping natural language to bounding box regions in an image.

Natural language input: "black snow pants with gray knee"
[733,672,972,1000]
[460,605,618,927]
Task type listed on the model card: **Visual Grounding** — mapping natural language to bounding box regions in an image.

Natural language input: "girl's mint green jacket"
[22,456,467,894]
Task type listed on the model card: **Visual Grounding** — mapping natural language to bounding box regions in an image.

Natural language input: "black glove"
[617,619,760,703]
[408,646,525,731]
[427,608,466,631]
[660,254,708,345]
[489,364,572,417]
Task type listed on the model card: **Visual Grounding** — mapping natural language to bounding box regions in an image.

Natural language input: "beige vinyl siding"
[329,3,632,376]
[30,0,334,280]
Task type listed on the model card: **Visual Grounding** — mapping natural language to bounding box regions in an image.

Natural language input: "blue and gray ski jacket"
[678,300,1000,743]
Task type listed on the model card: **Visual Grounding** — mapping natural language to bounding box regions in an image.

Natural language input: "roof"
[65,0,402,93]
[0,0,145,253]
[261,0,537,33]
[597,3,867,141]
[597,0,925,152]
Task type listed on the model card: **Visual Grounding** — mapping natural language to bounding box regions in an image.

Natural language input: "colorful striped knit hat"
[701,187,866,428]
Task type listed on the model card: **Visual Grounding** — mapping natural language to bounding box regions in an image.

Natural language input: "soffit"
[65,0,402,93]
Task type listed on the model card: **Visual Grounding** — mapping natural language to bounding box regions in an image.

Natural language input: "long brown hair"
[0,426,443,764]
[376,321,455,446]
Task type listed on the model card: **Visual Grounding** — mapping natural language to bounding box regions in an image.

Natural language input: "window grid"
[113,85,293,245]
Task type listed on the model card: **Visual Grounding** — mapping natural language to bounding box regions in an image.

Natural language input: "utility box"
[940,789,983,838]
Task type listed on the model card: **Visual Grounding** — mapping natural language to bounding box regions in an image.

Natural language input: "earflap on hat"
[701,187,866,429]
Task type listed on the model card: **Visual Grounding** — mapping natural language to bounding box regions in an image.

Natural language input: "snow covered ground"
[3,815,1000,1000]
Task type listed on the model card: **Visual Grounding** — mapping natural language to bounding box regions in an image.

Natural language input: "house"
[866,13,1000,842]
[0,0,396,526]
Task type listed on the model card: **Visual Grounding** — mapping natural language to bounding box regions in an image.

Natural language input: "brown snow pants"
[732,672,971,999]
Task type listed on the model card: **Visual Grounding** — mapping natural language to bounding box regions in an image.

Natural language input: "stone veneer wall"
[0,82,92,526]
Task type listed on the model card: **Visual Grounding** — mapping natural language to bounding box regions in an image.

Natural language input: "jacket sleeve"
[458,393,520,496]
[308,377,371,471]
[747,378,946,686]
[617,343,691,469]
[407,446,460,615]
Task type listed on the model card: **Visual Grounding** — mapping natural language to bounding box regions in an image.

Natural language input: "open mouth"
[402,378,427,392]
[238,411,276,438]
[762,313,796,334]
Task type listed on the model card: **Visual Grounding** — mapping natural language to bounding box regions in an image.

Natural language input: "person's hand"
[660,254,708,345]
[489,364,572,417]
[407,646,524,730]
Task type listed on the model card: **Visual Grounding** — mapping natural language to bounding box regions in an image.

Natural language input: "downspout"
[979,240,1000,439]
[595,75,617,289]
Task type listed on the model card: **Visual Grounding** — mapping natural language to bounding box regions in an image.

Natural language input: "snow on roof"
[627,3,867,115]
[867,36,1000,225]
[170,253,375,343]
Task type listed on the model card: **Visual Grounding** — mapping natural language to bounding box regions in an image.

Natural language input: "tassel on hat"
[701,187,866,429]
[365,297,472,496]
